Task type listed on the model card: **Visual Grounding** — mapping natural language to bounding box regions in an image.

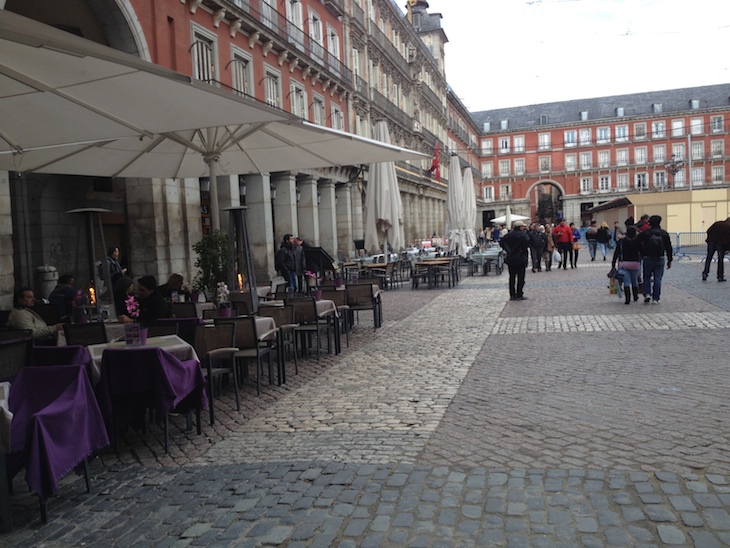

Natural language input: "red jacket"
[551,223,574,244]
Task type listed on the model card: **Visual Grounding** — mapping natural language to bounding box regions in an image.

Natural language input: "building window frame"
[616,148,629,167]
[634,122,647,140]
[565,153,576,172]
[580,177,592,194]
[635,146,647,165]
[513,135,525,153]
[651,120,666,139]
[564,130,577,147]
[514,158,525,176]
[710,115,724,133]
[652,144,666,164]
[499,159,510,176]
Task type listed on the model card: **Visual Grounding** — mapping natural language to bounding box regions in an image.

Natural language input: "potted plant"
[216,281,232,317]
[192,230,229,302]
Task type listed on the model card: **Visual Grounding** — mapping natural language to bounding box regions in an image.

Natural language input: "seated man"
[136,275,171,327]
[47,273,76,321]
[7,287,64,340]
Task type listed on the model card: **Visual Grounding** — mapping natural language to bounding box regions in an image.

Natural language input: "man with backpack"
[636,215,673,304]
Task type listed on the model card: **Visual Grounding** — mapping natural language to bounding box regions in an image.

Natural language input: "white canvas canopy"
[364,121,403,256]
[0,10,427,230]
[446,156,469,257]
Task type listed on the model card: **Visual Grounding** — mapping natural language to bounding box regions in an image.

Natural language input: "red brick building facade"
[472,85,730,226]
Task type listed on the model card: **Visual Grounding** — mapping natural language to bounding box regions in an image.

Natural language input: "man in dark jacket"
[136,275,171,326]
[702,217,730,282]
[528,224,547,273]
[636,215,673,304]
[500,221,531,301]
[275,234,298,292]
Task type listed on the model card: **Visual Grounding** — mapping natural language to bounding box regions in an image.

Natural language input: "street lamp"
[663,154,685,189]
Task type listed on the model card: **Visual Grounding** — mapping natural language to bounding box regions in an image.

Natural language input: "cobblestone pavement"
[4,259,730,546]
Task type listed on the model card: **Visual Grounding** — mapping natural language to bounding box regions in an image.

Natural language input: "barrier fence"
[674,232,710,261]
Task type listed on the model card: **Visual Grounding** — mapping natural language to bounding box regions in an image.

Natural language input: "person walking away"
[543,224,555,271]
[701,217,730,282]
[528,224,547,272]
[293,237,308,293]
[612,226,642,304]
[636,215,673,304]
[613,221,625,249]
[551,220,573,270]
[585,220,599,261]
[569,223,581,268]
[597,222,611,260]
[275,233,298,293]
[500,221,531,300]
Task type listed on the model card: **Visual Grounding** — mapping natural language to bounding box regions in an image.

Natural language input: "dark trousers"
[558,242,571,268]
[702,240,727,279]
[507,263,526,298]
[530,247,543,270]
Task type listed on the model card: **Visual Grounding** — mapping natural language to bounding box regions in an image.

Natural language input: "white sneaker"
[652,299,660,304]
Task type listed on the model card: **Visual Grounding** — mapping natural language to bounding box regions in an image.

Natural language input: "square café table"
[87,335,199,385]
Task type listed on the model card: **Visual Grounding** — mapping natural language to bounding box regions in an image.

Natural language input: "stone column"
[242,173,276,282]
[124,177,203,283]
[402,191,412,246]
[336,183,354,259]
[0,171,13,308]
[297,175,320,245]
[271,172,298,240]
[318,179,337,258]
[352,180,364,241]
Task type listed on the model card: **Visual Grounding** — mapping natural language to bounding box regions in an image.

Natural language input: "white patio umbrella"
[446,155,468,257]
[462,167,478,248]
[364,121,403,259]
[0,10,426,230]
[489,210,530,226]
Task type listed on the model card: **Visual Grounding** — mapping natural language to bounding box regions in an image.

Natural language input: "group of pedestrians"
[611,215,673,305]
[500,214,676,304]
[275,234,309,293]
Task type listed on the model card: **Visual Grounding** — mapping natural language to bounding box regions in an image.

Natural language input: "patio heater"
[65,208,110,320]
[224,206,259,315]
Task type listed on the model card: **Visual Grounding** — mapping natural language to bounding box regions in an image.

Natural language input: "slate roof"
[471,84,730,133]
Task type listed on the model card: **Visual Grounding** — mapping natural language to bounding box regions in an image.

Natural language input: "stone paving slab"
[3,261,730,546]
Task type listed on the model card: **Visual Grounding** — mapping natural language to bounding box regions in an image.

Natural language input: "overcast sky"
[407,0,730,113]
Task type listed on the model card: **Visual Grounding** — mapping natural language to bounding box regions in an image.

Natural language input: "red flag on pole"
[427,142,440,181]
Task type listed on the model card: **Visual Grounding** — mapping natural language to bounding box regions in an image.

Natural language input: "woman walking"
[543,224,555,272]
[612,226,642,304]
[569,222,582,269]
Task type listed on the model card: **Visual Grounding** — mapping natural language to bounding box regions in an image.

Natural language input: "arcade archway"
[527,181,565,225]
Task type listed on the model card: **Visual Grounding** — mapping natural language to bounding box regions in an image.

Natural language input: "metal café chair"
[193,323,239,425]
[62,322,108,346]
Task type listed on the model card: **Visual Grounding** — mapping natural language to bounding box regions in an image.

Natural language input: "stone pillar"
[297,175,320,245]
[402,191,412,246]
[0,170,13,308]
[271,172,298,241]
[242,173,276,282]
[352,181,364,241]
[336,183,354,260]
[125,177,202,283]
[317,179,337,258]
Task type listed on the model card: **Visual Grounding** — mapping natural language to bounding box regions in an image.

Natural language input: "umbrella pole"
[206,154,221,232]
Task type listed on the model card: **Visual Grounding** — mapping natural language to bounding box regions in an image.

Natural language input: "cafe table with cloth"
[96,344,207,452]
[87,334,200,385]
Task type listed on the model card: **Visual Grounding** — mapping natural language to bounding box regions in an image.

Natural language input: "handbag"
[608,278,617,295]
[572,242,581,250]
[607,266,617,279]
[552,249,561,264]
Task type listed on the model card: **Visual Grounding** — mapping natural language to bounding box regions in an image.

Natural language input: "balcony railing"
[350,0,365,29]
[371,89,413,129]
[322,0,345,17]
[223,0,352,89]
[368,25,410,77]
[354,74,368,98]
[420,83,442,113]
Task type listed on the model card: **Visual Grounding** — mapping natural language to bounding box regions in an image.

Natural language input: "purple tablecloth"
[97,347,207,435]
[7,365,110,501]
